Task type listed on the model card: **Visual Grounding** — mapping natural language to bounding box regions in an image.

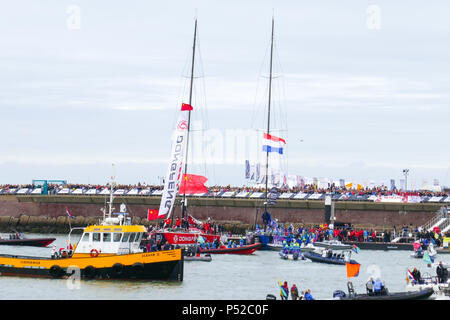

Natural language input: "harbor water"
[0,234,446,300]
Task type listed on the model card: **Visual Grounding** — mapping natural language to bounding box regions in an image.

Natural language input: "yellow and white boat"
[0,183,184,281]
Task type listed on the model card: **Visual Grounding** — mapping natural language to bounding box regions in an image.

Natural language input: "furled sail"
[158,103,193,218]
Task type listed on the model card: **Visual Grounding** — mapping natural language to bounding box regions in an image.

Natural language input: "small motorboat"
[198,243,261,255]
[334,287,435,300]
[184,254,212,262]
[303,249,359,265]
[333,280,435,300]
[405,267,450,297]
[266,242,283,251]
[0,232,55,247]
[300,243,316,252]
[314,240,352,250]
[279,250,305,261]
[411,249,424,259]
[183,246,212,262]
[436,247,450,254]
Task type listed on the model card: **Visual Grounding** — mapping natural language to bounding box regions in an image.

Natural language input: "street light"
[402,169,409,191]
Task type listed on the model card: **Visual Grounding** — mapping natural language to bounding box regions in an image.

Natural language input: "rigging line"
[250,37,272,131]
[195,32,217,186]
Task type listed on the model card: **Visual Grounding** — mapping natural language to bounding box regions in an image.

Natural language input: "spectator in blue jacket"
[304,289,314,300]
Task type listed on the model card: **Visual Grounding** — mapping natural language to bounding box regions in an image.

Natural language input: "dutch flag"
[406,269,415,284]
[262,133,286,154]
[66,208,75,219]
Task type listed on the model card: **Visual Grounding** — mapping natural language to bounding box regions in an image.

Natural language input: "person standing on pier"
[279,281,289,300]
[291,284,299,300]
[437,261,448,283]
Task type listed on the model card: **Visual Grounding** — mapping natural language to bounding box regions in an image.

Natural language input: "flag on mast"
[262,133,286,154]
[66,208,75,219]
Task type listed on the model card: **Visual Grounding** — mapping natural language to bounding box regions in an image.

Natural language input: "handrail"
[422,207,448,231]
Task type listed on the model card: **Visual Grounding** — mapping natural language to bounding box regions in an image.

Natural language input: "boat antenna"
[264,16,274,214]
[108,163,116,220]
[181,18,197,225]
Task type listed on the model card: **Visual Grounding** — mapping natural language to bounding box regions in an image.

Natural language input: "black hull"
[185,256,212,262]
[198,243,261,254]
[339,288,434,300]
[0,259,184,281]
[342,241,414,251]
[0,238,56,247]
[303,252,358,265]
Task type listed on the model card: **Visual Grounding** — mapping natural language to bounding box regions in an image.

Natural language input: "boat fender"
[83,265,97,279]
[49,265,64,278]
[90,249,99,257]
[131,263,145,276]
[112,263,124,276]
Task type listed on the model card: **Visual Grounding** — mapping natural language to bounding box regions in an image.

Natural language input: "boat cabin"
[72,212,147,256]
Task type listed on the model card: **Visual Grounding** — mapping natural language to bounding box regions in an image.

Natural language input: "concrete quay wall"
[0,195,443,233]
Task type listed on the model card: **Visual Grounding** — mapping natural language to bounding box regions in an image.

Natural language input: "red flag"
[179,174,208,195]
[181,103,193,111]
[147,209,159,221]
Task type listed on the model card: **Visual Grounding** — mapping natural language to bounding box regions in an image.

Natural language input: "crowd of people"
[257,214,450,245]
[279,281,314,300]
[1,182,448,198]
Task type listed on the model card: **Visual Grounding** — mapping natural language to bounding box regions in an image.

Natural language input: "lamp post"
[402,169,409,191]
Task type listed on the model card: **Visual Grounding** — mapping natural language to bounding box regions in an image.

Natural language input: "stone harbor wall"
[0,195,442,233]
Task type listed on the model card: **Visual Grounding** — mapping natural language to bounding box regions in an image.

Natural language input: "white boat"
[279,251,305,261]
[405,267,450,297]
[313,239,353,250]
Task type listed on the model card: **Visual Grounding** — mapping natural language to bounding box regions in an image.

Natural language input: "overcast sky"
[0,1,449,189]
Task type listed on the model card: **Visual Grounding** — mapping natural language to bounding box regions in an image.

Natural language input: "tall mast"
[264,17,274,213]
[182,18,197,220]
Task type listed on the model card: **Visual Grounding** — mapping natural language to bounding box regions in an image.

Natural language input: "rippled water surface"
[0,234,447,300]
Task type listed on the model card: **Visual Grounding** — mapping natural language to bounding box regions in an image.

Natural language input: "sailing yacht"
[246,17,288,249]
[150,19,220,246]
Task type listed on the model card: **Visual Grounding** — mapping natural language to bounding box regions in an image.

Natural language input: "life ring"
[83,265,97,279]
[90,249,99,257]
[49,265,64,278]
[112,263,124,276]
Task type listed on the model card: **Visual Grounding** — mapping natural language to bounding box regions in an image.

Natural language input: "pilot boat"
[0,182,184,281]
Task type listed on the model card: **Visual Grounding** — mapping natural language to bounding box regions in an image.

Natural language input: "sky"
[0,1,449,189]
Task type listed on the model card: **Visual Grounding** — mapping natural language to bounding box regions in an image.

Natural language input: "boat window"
[129,233,136,242]
[113,233,122,242]
[135,233,142,242]
[81,233,90,242]
[121,233,130,242]
[103,233,111,242]
[93,233,101,242]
